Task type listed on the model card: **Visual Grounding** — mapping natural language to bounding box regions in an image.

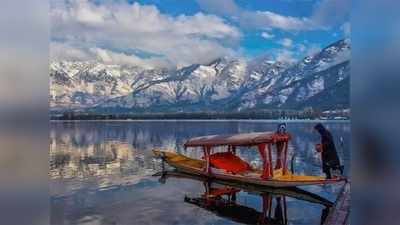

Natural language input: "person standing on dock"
[314,123,343,179]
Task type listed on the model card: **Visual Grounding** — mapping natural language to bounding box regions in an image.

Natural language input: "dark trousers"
[323,163,343,179]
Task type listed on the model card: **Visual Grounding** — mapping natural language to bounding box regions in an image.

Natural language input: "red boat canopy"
[184,132,290,148]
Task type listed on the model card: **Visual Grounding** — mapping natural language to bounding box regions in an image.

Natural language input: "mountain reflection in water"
[50,140,158,197]
[50,121,349,225]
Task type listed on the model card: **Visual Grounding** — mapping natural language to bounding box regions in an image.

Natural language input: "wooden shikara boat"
[153,131,346,188]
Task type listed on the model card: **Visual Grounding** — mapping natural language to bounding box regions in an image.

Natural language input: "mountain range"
[50,39,350,113]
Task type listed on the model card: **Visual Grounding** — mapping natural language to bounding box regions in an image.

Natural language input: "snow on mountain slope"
[277,39,350,85]
[50,61,144,109]
[50,39,350,112]
[97,58,249,109]
[238,39,350,110]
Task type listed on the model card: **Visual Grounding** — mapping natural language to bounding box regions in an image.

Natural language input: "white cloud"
[261,32,274,39]
[198,0,350,31]
[240,11,316,31]
[89,48,171,69]
[197,0,319,31]
[50,42,170,69]
[278,38,293,48]
[51,0,241,68]
[50,42,92,62]
[275,49,296,63]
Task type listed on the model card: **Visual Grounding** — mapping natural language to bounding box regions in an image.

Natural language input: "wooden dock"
[323,181,350,225]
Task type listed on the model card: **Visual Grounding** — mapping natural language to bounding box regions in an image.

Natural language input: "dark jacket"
[315,124,341,172]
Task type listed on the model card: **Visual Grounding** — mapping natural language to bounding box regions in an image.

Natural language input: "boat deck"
[154,150,331,184]
[155,150,205,168]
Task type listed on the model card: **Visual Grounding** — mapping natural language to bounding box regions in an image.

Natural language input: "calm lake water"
[50,120,350,225]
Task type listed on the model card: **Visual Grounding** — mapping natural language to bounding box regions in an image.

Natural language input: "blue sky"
[50,0,350,68]
[134,0,346,55]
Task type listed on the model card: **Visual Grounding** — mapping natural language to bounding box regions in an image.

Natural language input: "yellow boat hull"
[153,150,346,187]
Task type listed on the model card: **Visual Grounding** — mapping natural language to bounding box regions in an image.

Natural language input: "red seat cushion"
[209,152,251,173]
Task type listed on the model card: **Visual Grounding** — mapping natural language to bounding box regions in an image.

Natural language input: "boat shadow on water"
[154,170,333,225]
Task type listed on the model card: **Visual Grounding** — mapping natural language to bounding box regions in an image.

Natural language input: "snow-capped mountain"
[50,39,350,112]
[50,61,145,109]
[240,39,350,110]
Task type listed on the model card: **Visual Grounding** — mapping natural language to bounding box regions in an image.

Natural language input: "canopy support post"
[257,143,270,179]
[282,141,288,175]
[275,141,283,170]
[203,146,211,174]
[267,144,273,178]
